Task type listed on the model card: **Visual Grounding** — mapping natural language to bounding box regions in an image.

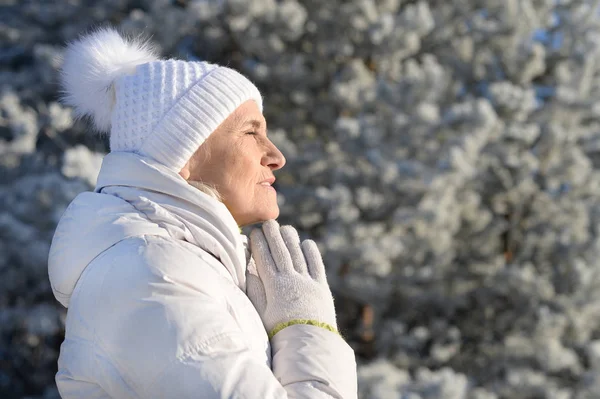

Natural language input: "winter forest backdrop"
[2,0,600,398]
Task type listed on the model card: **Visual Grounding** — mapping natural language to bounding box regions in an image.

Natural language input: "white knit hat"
[59,28,263,172]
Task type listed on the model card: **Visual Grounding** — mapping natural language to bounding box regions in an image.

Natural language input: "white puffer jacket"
[48,152,357,399]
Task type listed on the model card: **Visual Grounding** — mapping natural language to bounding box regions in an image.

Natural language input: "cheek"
[222,147,259,196]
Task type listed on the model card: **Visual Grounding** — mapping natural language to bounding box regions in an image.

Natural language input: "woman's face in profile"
[182,100,286,227]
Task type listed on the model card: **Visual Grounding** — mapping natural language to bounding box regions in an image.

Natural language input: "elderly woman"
[48,29,357,398]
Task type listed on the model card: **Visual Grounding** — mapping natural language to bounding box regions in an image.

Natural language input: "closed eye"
[245,131,258,136]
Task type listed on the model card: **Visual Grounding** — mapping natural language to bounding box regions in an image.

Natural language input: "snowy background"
[2,0,600,398]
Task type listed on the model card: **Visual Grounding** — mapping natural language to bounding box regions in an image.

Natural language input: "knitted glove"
[246,220,338,339]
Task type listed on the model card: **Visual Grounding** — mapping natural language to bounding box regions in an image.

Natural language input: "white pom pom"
[59,28,159,133]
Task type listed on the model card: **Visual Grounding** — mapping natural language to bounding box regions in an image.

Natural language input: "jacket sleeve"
[89,237,357,399]
[145,325,357,399]
[271,324,358,398]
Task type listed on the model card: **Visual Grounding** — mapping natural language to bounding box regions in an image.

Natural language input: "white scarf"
[95,152,248,291]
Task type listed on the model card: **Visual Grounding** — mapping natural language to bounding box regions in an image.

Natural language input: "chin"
[239,207,280,227]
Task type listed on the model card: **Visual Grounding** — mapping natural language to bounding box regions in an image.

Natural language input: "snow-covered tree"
[2,0,600,397]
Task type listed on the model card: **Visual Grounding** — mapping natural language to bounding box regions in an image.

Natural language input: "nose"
[262,139,286,171]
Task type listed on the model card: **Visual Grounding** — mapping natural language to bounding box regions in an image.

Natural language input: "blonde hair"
[184,140,224,202]
[188,180,223,202]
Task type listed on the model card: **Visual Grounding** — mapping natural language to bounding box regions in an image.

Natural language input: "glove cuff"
[268,319,339,339]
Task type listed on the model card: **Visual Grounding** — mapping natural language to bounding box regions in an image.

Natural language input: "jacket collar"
[96,152,248,290]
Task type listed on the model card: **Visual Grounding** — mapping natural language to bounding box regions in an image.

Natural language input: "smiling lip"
[258,177,276,186]
[259,177,276,192]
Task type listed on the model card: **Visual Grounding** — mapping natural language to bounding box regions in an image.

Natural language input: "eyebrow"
[239,118,268,134]
[240,119,263,130]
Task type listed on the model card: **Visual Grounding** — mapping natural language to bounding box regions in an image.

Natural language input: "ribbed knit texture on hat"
[110,59,263,172]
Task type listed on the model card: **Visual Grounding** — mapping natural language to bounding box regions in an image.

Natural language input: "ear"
[179,162,191,180]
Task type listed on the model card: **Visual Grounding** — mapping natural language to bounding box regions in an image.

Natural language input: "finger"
[280,225,308,275]
[250,228,279,281]
[261,220,294,273]
[302,239,327,283]
[245,268,267,315]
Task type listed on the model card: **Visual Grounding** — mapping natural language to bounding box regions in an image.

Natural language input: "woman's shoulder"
[64,234,231,327]
[88,234,233,301]
[66,235,238,345]
[60,235,252,397]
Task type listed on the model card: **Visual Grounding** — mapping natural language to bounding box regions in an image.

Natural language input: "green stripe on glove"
[268,319,340,340]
